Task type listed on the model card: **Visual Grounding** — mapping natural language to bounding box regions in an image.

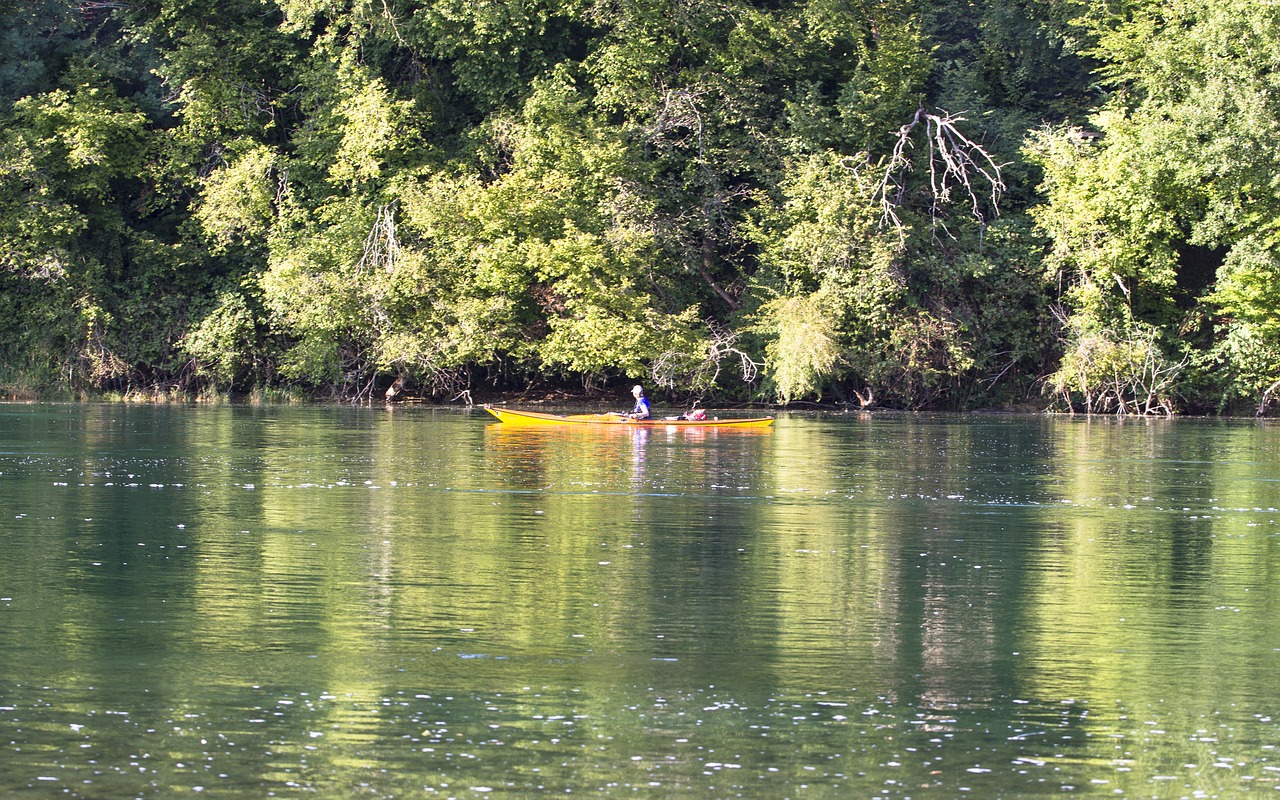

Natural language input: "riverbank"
[5,379,1256,416]
[0,383,1057,416]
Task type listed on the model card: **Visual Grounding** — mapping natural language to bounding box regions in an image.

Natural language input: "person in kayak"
[629,385,651,419]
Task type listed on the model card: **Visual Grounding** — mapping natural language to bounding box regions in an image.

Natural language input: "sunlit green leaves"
[180,288,260,388]
[11,80,147,201]
[13,0,1270,409]
[388,72,681,383]
[326,61,422,187]
[832,15,930,151]
[404,0,585,112]
[259,197,373,383]
[1030,0,1280,410]
[195,143,278,252]
[754,292,841,404]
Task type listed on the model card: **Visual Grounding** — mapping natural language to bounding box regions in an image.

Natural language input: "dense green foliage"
[1,0,1277,412]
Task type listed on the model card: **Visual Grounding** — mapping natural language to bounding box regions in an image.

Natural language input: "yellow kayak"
[484,406,774,428]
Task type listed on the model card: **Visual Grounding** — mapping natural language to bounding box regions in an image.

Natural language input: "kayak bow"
[484,406,773,428]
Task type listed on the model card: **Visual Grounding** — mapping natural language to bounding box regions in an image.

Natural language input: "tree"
[747,152,994,408]
[1028,0,1280,413]
[386,69,706,392]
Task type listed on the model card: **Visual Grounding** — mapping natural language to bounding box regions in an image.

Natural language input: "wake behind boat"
[484,406,774,428]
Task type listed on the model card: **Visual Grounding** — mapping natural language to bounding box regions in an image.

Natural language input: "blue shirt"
[632,396,651,418]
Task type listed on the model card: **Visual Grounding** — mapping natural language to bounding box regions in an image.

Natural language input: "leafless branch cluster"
[77,322,129,387]
[1047,324,1184,416]
[76,1,128,12]
[274,166,290,206]
[650,88,707,159]
[872,107,1007,243]
[197,144,229,179]
[346,203,404,396]
[357,202,401,275]
[236,82,278,127]
[651,320,760,396]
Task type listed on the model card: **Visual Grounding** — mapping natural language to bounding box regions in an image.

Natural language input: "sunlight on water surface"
[1,405,1279,797]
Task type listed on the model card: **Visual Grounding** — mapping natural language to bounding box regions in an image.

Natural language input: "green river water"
[0,403,1278,798]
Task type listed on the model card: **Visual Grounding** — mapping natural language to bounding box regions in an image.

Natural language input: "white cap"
[632,385,643,393]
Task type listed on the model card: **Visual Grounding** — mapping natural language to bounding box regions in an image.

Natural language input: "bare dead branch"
[379,0,407,45]
[872,107,1007,244]
[651,320,761,395]
[274,166,290,207]
[356,202,401,276]
[76,1,128,11]
[451,389,474,408]
[1258,380,1280,416]
[650,88,707,160]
